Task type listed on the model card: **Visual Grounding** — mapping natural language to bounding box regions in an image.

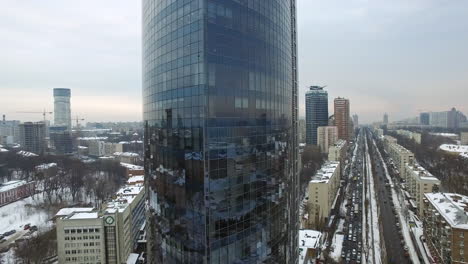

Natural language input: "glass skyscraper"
[143,0,298,263]
[305,86,328,145]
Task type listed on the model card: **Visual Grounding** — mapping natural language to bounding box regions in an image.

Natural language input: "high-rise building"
[317,126,338,154]
[420,112,430,125]
[334,98,350,141]
[306,86,329,145]
[430,111,449,128]
[53,88,72,131]
[383,113,389,125]
[49,126,73,155]
[142,1,298,263]
[0,116,20,145]
[352,114,359,128]
[19,122,46,154]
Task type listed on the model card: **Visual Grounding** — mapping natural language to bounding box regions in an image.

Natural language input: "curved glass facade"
[143,0,298,263]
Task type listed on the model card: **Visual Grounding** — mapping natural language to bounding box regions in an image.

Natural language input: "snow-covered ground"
[329,219,345,262]
[0,193,54,235]
[372,138,421,264]
[364,137,382,264]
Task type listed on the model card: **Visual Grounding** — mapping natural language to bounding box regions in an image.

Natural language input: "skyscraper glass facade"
[305,86,328,145]
[143,0,298,263]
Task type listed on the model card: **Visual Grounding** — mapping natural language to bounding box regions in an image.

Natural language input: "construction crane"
[16,109,53,123]
[73,116,85,129]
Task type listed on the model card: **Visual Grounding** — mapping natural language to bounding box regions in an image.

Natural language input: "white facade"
[461,132,468,145]
[404,162,440,216]
[53,88,72,131]
[317,126,338,154]
[429,111,449,128]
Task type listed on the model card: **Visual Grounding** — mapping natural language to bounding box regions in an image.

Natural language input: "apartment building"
[396,129,422,144]
[422,193,468,264]
[317,126,338,154]
[57,177,145,264]
[383,136,414,180]
[404,162,440,216]
[307,162,341,229]
[328,139,348,172]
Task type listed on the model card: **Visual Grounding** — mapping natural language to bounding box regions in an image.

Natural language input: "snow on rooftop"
[35,163,57,171]
[128,175,144,184]
[407,162,440,182]
[68,212,99,220]
[299,229,322,249]
[0,148,8,152]
[77,136,108,141]
[17,150,38,157]
[120,162,143,170]
[126,253,139,264]
[439,144,468,159]
[425,193,468,229]
[431,133,458,138]
[310,161,339,183]
[78,145,88,149]
[114,152,139,157]
[0,180,30,193]
[55,207,94,217]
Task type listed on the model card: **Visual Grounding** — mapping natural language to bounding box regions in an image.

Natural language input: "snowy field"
[0,193,54,235]
[329,219,345,262]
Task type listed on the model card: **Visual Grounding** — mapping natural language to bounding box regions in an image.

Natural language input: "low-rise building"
[404,162,440,216]
[396,129,422,144]
[422,193,468,264]
[317,126,338,154]
[307,161,340,229]
[299,229,322,264]
[56,178,145,264]
[0,180,35,206]
[113,152,140,165]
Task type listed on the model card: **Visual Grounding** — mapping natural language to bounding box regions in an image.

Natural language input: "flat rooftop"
[55,207,94,218]
[406,163,440,182]
[0,180,30,193]
[425,193,468,229]
[310,162,339,184]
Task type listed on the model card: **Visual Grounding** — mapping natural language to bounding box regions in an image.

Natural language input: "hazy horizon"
[1,0,467,124]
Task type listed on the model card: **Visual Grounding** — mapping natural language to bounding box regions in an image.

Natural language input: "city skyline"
[1,0,467,123]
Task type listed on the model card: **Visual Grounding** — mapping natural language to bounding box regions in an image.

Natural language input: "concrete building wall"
[461,132,468,145]
[317,126,338,154]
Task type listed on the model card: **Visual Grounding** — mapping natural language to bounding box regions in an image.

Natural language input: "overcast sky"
[1,0,467,123]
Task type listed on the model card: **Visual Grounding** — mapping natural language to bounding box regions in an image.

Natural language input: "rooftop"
[67,212,99,220]
[17,150,38,157]
[425,193,468,229]
[127,175,144,184]
[36,163,57,171]
[299,229,322,262]
[310,162,340,184]
[0,180,30,193]
[113,152,139,157]
[120,162,143,170]
[406,163,440,182]
[439,144,468,159]
[55,207,94,217]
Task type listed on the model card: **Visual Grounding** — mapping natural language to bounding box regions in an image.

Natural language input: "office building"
[306,86,329,145]
[307,162,340,229]
[430,111,449,128]
[142,1,299,263]
[383,113,389,125]
[334,97,350,141]
[298,119,306,143]
[56,177,145,264]
[317,126,338,154]
[19,122,46,154]
[54,88,72,131]
[50,126,73,155]
[352,114,359,129]
[422,193,468,264]
[404,162,440,217]
[0,116,20,145]
[420,112,430,126]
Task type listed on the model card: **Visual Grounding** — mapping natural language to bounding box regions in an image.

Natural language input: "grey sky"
[1,0,467,123]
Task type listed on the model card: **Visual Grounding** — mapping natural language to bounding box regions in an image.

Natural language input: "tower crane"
[16,109,53,123]
[73,116,85,129]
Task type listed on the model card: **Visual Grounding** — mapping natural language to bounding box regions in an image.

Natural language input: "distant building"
[0,116,20,145]
[306,86,329,145]
[395,129,422,144]
[19,122,46,154]
[328,140,348,164]
[113,152,140,165]
[307,162,341,229]
[53,88,72,131]
[0,180,35,206]
[56,178,145,264]
[298,119,306,143]
[404,162,440,217]
[88,140,106,157]
[383,113,389,125]
[383,136,414,179]
[422,193,468,264]
[334,98,350,141]
[120,163,144,178]
[420,112,430,125]
[352,114,359,128]
[317,126,338,154]
[430,111,449,128]
[50,126,73,155]
[461,132,468,145]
